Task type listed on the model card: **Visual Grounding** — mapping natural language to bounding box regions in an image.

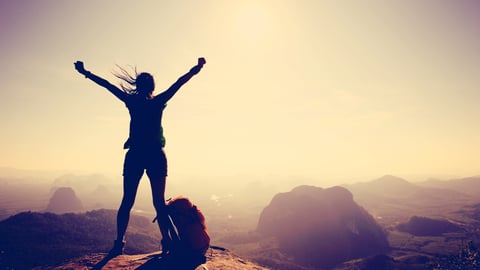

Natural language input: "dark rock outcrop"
[257,185,389,269]
[396,216,463,236]
[45,187,84,214]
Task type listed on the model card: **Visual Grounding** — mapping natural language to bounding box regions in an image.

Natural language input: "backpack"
[167,196,210,255]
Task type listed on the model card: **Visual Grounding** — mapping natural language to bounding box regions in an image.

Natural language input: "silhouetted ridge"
[0,210,160,269]
[419,176,480,198]
[257,185,389,269]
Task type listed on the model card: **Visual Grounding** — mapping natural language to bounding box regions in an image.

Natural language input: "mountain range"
[1,172,480,269]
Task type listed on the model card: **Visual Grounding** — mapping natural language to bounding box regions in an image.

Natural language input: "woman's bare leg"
[116,174,142,241]
[149,176,177,251]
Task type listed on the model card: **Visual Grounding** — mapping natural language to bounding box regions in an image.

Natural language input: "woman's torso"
[124,95,167,149]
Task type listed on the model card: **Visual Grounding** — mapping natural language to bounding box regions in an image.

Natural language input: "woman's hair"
[113,65,155,96]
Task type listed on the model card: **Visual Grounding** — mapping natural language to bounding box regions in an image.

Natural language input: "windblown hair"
[113,65,155,95]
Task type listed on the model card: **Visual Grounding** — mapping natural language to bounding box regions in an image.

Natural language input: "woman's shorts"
[123,147,168,179]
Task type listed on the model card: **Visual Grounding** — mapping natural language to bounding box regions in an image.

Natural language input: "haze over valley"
[2,167,480,268]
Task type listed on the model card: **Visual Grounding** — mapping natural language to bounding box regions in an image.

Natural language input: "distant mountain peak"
[45,187,83,214]
[366,175,417,192]
[375,175,409,183]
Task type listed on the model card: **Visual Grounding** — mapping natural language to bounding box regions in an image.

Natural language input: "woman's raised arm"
[156,57,206,102]
[74,61,128,103]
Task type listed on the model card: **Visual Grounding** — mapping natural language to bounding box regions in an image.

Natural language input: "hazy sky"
[1,0,480,186]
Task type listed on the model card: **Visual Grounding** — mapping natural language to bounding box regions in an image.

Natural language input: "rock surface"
[44,247,269,270]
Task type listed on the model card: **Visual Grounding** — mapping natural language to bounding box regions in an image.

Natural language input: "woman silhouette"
[74,58,206,257]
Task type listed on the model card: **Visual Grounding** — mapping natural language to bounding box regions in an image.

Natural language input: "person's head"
[114,66,155,97]
[135,72,155,96]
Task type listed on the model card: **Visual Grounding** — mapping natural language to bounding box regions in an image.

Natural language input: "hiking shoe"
[107,239,125,258]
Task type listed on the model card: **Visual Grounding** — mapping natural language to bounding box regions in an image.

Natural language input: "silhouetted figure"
[74,58,206,259]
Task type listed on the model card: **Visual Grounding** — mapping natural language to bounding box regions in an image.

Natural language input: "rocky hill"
[396,216,463,236]
[45,187,84,214]
[256,185,389,269]
[0,210,160,269]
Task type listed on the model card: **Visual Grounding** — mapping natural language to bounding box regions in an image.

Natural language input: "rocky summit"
[257,185,389,269]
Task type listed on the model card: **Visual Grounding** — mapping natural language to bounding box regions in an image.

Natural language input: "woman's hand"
[74,61,87,75]
[198,57,206,67]
[190,57,206,75]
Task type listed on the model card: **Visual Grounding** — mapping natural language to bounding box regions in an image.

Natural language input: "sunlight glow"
[1,1,480,185]
[233,3,272,43]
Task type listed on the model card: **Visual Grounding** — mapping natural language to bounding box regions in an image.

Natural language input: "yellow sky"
[1,0,480,186]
